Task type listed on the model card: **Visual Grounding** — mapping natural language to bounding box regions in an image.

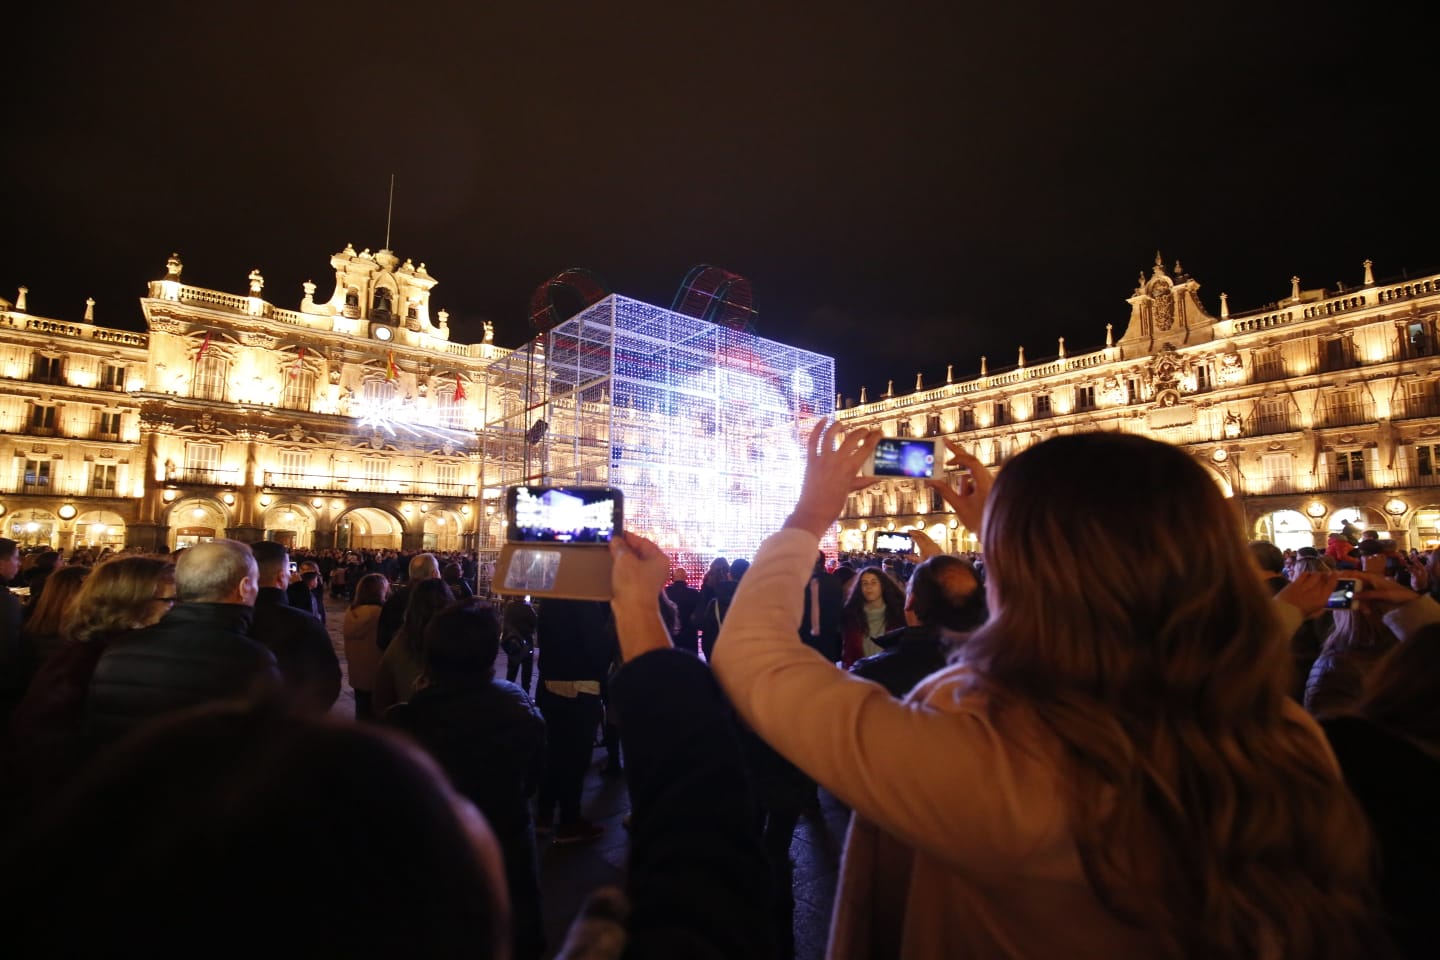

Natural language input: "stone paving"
[320,595,847,959]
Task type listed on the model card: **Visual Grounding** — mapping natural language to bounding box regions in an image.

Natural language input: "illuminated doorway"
[1254,509,1313,552]
[335,507,403,550]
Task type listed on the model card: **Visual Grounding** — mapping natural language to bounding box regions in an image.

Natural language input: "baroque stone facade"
[0,249,506,553]
[835,256,1440,554]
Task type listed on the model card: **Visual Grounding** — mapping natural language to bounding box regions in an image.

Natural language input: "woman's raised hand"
[609,531,674,661]
[925,440,993,539]
[786,420,882,538]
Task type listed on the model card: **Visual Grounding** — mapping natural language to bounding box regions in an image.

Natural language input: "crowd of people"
[0,422,1436,958]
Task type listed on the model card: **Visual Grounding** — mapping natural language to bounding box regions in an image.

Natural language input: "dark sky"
[2,2,1431,401]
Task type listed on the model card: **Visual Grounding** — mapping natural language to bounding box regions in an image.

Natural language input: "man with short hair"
[377,553,440,651]
[87,539,279,744]
[287,559,326,623]
[851,555,987,698]
[251,541,341,713]
[0,538,25,730]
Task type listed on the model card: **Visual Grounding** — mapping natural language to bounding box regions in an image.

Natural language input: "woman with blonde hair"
[1305,605,1399,717]
[18,564,90,679]
[7,555,175,813]
[713,423,1383,959]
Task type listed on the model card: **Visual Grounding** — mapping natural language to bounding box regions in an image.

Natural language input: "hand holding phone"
[1326,578,1362,610]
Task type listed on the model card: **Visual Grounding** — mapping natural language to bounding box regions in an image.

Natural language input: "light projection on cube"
[481,295,835,574]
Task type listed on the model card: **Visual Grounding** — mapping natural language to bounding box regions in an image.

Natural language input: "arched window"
[372,286,393,322]
[363,378,396,406]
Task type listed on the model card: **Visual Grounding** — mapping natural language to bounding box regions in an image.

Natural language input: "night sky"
[2,2,1431,402]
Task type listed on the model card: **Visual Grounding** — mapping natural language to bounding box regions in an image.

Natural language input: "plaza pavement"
[320,594,847,960]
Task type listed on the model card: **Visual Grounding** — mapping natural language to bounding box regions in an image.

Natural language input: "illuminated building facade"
[836,257,1440,554]
[478,295,835,577]
[1,248,505,553]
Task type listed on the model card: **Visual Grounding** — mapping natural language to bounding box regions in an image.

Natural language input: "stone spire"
[1363,259,1375,286]
[980,356,988,377]
[1290,275,1301,302]
[859,385,868,404]
[1057,337,1066,358]
[945,363,953,384]
[84,297,95,322]
[1017,345,1025,368]
[15,286,26,311]
[915,372,923,391]
[165,253,183,281]
[884,379,894,398]
[1220,293,1229,319]
[1105,323,1113,348]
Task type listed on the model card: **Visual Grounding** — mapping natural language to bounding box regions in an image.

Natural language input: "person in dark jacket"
[86,539,279,745]
[500,596,538,693]
[851,555,987,698]
[663,568,701,654]
[286,560,326,624]
[250,542,341,713]
[535,597,616,842]
[377,553,440,651]
[696,559,748,662]
[798,551,845,663]
[1,537,28,732]
[387,599,547,960]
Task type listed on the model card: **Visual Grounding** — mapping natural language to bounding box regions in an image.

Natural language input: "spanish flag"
[385,350,398,381]
[454,370,466,402]
[196,330,212,362]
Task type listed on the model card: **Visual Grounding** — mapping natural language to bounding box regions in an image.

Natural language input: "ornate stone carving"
[149,316,185,334]
[288,423,306,442]
[198,413,216,433]
[240,332,278,349]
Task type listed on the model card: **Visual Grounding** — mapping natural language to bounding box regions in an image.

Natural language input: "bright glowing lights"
[481,295,835,571]
[57,503,77,520]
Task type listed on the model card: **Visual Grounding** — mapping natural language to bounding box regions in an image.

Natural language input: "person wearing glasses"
[87,541,279,746]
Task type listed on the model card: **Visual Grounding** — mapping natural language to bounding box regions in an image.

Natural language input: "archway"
[74,510,127,550]
[169,498,229,548]
[422,509,463,552]
[1254,509,1313,551]
[262,501,318,549]
[336,506,403,550]
[1327,505,1388,537]
[6,508,58,548]
[1407,505,1440,549]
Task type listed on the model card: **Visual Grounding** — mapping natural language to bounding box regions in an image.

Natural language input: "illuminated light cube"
[480,295,835,576]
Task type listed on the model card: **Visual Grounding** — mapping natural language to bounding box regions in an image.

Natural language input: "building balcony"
[1319,403,1376,429]
[1395,395,1440,421]
[262,471,476,499]
[1247,412,1300,437]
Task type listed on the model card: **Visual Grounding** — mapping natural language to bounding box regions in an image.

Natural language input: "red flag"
[290,346,305,379]
[454,371,466,402]
[196,330,212,362]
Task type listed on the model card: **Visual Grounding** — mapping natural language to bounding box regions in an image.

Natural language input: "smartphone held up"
[492,485,624,602]
[863,437,936,478]
[1326,578,1362,610]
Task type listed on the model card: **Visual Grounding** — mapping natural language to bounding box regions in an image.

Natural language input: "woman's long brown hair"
[964,432,1382,958]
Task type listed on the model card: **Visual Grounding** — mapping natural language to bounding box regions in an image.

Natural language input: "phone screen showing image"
[871,438,936,478]
[874,532,915,554]
[508,486,622,544]
[1326,579,1359,610]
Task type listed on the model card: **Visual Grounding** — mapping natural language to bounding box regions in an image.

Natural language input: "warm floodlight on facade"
[479,295,835,575]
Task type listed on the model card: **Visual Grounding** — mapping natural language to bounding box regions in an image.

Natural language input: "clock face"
[373,325,393,342]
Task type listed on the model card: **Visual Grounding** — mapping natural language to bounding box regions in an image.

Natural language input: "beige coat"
[341,604,383,693]
[712,527,1328,959]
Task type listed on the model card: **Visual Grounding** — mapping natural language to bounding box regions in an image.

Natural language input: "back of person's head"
[0,537,17,563]
[833,566,856,590]
[1,701,507,956]
[1247,540,1285,576]
[907,555,985,632]
[423,599,501,684]
[249,540,290,584]
[1355,622,1440,746]
[670,567,688,583]
[409,553,440,582]
[442,561,464,581]
[968,431,1379,956]
[704,557,730,586]
[729,558,750,581]
[351,572,389,608]
[22,564,90,638]
[175,540,257,604]
[34,550,60,573]
[1289,556,1329,578]
[1324,607,1397,655]
[403,579,455,654]
[64,556,176,644]
[1296,546,1319,559]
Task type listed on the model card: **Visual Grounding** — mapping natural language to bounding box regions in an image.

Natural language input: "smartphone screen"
[1326,579,1359,610]
[874,531,915,554]
[507,486,622,544]
[870,438,936,478]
